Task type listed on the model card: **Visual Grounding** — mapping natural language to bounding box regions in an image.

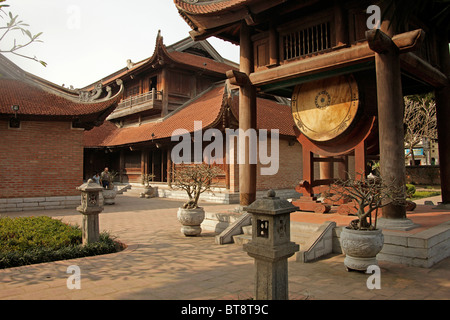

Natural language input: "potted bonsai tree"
[102,170,118,205]
[170,163,222,236]
[327,173,405,271]
[140,173,156,198]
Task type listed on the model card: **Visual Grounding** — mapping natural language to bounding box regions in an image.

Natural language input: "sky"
[1,0,240,88]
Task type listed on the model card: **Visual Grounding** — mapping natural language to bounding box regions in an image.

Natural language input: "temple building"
[0,54,122,212]
[174,0,450,229]
[83,32,303,202]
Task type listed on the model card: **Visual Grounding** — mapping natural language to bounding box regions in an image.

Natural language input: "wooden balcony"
[107,88,163,120]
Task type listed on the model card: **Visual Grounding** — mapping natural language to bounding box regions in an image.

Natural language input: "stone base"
[377,217,419,231]
[434,202,450,210]
[180,225,202,236]
[344,255,378,272]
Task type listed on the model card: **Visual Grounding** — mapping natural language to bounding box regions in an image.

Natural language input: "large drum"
[291,74,360,142]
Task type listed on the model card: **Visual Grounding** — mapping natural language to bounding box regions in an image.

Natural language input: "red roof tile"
[85,84,226,147]
[174,0,249,15]
[84,83,295,148]
[0,79,120,118]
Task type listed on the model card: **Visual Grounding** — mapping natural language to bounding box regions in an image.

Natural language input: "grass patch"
[0,216,124,269]
[410,191,441,200]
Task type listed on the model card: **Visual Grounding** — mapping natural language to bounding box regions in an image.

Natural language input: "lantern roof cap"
[244,190,298,215]
[77,179,103,192]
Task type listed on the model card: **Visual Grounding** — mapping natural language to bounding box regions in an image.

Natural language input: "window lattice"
[282,22,331,60]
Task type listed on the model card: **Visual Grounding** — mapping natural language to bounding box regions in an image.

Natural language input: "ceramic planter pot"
[102,189,117,205]
[177,207,205,236]
[340,227,384,271]
[140,186,155,198]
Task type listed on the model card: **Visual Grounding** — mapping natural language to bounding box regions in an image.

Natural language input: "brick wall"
[0,120,84,198]
[256,138,303,191]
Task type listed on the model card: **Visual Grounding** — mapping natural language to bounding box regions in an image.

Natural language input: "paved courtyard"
[0,193,449,300]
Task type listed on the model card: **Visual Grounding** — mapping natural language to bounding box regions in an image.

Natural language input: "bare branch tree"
[326,173,406,230]
[0,1,46,66]
[169,163,223,209]
[404,94,437,164]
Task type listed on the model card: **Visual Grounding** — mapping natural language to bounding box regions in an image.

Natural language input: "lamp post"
[10,105,20,128]
[243,190,299,300]
[76,179,103,245]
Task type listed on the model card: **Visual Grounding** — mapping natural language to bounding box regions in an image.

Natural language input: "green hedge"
[0,216,123,269]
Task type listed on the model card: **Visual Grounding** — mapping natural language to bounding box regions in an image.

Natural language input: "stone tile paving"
[0,194,449,300]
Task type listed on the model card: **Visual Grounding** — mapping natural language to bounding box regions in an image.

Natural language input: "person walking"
[101,167,111,189]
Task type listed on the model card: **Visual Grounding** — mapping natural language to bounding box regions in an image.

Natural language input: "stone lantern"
[243,190,299,300]
[77,179,104,245]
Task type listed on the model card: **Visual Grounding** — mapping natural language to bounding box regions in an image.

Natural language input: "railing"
[116,88,162,111]
[282,21,331,61]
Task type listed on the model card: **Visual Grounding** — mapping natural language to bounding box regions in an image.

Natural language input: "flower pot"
[177,207,205,236]
[102,189,117,205]
[340,227,384,271]
[140,186,155,198]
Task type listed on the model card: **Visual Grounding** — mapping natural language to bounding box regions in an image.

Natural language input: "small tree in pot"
[326,173,405,271]
[140,173,156,198]
[102,170,119,205]
[170,163,223,236]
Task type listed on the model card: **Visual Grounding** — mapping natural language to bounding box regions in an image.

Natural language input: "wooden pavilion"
[174,0,450,230]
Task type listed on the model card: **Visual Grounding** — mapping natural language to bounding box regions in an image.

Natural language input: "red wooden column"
[435,40,450,207]
[239,21,257,206]
[367,29,416,230]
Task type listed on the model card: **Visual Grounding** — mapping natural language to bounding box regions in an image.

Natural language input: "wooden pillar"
[319,156,334,180]
[334,0,348,47]
[435,40,450,205]
[367,29,415,229]
[337,155,349,180]
[269,21,279,66]
[161,68,169,117]
[119,149,124,183]
[239,21,257,206]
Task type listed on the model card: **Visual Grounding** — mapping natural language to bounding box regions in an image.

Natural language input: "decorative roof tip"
[78,79,123,103]
[126,59,134,69]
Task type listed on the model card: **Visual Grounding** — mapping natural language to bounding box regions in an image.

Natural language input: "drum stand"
[292,116,379,214]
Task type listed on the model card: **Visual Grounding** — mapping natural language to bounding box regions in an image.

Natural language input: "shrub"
[0,216,122,269]
[405,184,416,199]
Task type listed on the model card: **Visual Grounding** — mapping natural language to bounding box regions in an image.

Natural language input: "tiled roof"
[229,94,295,137]
[83,120,119,148]
[174,0,249,14]
[84,83,295,148]
[85,35,236,90]
[84,84,226,147]
[0,78,120,118]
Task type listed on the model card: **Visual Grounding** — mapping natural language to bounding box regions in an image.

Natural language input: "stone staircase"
[232,220,336,263]
[115,184,132,194]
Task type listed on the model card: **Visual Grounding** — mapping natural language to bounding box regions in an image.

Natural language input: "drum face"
[292,75,359,142]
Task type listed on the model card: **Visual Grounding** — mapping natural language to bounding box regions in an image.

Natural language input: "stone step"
[233,234,252,245]
[202,211,244,234]
[242,225,252,235]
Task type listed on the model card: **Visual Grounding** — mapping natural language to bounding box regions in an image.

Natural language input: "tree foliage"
[0,0,46,66]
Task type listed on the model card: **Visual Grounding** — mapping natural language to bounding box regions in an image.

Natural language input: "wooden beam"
[367,29,399,54]
[400,52,449,88]
[226,70,250,86]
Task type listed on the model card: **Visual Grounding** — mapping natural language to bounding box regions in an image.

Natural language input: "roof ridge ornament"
[78,79,123,103]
